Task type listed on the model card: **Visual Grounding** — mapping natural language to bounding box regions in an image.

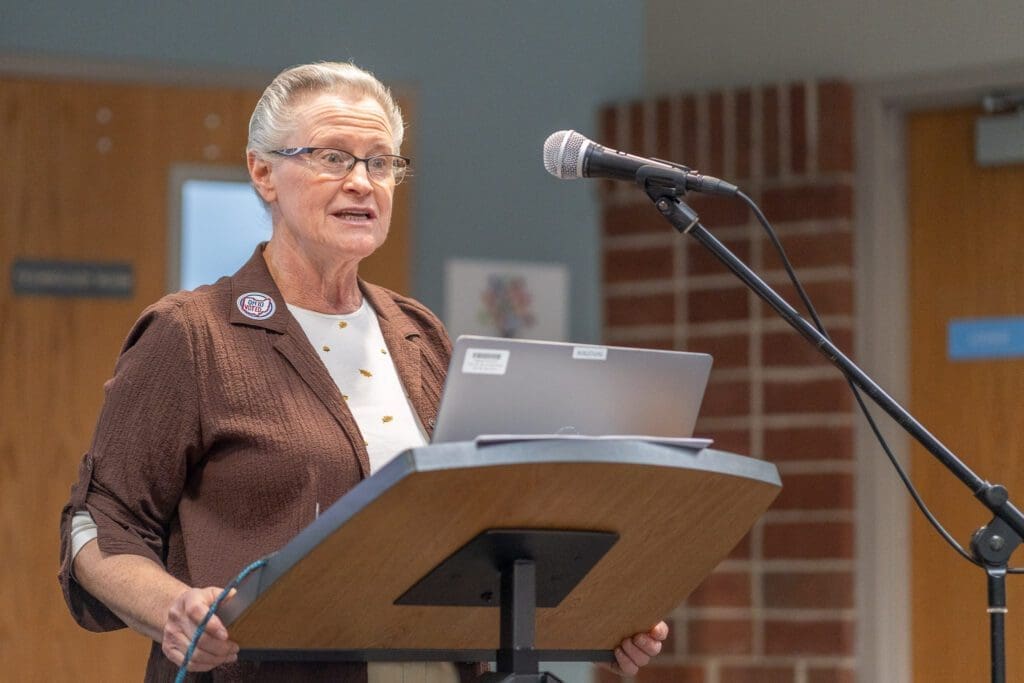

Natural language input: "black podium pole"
[397,528,619,681]
[482,559,546,682]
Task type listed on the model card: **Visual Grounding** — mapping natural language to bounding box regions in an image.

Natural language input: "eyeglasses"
[272,147,410,184]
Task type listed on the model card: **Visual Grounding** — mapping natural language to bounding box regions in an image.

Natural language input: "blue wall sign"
[948,317,1024,361]
[11,259,134,298]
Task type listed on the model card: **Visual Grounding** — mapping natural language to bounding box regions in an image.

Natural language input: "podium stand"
[219,439,781,678]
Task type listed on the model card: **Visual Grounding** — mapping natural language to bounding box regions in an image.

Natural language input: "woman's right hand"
[162,586,240,671]
[72,542,238,670]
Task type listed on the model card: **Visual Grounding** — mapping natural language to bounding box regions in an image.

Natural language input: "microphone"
[543,129,738,196]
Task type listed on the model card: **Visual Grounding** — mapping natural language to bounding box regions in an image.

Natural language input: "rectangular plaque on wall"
[11,259,134,298]
[948,317,1024,360]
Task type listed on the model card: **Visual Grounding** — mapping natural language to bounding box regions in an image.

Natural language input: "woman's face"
[250,92,397,267]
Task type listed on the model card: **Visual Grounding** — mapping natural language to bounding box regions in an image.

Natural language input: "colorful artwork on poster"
[445,259,568,341]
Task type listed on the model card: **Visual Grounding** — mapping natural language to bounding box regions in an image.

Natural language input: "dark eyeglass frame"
[272,147,411,184]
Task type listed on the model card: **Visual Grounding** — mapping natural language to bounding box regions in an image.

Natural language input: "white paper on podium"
[473,434,713,449]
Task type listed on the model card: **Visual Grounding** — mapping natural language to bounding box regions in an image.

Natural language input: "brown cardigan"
[58,247,478,682]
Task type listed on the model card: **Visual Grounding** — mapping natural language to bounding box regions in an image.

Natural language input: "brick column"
[599,81,857,683]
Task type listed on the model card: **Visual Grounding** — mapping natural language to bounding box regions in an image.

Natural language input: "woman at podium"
[57,61,666,681]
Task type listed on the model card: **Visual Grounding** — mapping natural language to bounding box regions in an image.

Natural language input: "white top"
[287,300,428,473]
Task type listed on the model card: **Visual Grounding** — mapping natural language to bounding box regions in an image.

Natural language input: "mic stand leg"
[972,511,1021,683]
[987,567,1007,683]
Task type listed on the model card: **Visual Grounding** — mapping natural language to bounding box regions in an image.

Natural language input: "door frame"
[855,59,1024,683]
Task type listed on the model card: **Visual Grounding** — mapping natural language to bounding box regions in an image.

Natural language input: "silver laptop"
[431,336,713,443]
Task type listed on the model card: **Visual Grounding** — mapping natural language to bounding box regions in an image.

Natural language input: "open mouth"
[332,208,375,222]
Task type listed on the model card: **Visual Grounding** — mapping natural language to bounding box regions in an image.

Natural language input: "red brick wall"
[598,81,856,682]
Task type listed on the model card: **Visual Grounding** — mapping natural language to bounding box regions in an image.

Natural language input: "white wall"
[645,0,1024,92]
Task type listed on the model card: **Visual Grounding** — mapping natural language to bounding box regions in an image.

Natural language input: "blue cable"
[174,557,268,683]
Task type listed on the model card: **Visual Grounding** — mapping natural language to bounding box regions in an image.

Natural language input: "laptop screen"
[431,336,712,443]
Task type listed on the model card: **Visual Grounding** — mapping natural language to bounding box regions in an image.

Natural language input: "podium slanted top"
[222,439,781,652]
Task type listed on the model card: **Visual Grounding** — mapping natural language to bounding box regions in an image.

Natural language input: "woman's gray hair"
[247,61,404,157]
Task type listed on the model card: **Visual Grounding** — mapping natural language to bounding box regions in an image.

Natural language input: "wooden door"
[908,107,1024,681]
[0,75,413,680]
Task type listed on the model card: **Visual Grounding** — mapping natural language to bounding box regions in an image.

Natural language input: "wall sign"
[11,259,134,298]
[948,317,1024,360]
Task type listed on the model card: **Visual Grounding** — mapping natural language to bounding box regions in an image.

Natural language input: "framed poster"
[444,259,568,341]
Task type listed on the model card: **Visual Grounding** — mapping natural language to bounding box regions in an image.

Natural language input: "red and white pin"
[237,292,276,320]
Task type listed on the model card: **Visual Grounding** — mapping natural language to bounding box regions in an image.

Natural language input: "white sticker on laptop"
[462,348,511,375]
[572,346,608,361]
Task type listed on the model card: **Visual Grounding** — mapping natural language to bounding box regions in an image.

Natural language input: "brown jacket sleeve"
[58,297,202,631]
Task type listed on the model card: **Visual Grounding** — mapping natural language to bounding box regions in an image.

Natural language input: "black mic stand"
[634,166,1024,683]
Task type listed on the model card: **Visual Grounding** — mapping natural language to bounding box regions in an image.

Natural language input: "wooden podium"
[219,439,781,679]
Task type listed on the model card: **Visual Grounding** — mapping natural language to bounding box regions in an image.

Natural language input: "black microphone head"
[543,129,590,179]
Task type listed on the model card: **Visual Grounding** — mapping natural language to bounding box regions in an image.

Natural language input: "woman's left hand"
[602,620,670,676]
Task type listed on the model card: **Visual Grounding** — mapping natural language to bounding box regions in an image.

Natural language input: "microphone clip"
[634,164,688,198]
[637,166,700,234]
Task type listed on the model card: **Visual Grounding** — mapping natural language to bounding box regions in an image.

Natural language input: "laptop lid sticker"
[462,348,511,375]
[572,346,608,361]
